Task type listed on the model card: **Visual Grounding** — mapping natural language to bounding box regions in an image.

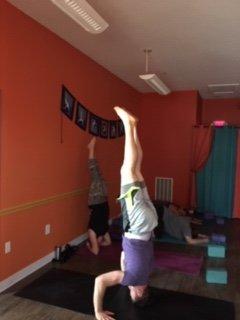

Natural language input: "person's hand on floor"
[198,233,208,239]
[197,234,209,243]
[95,310,115,320]
[191,218,202,225]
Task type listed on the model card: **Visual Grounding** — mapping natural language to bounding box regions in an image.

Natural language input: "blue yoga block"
[204,212,215,220]
[208,244,226,258]
[216,217,225,225]
[211,233,226,244]
[206,268,228,284]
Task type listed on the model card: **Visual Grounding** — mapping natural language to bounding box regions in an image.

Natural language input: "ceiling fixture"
[139,49,170,95]
[208,83,240,96]
[51,0,109,34]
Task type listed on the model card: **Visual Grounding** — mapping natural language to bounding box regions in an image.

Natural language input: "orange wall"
[0,1,140,280]
[196,92,203,124]
[202,98,240,125]
[139,91,198,207]
[0,1,201,283]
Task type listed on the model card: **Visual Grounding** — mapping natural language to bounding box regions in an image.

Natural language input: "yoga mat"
[77,241,121,264]
[77,242,203,275]
[16,268,235,320]
[155,251,203,276]
[155,233,187,245]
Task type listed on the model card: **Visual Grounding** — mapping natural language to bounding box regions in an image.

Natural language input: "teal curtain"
[197,127,237,217]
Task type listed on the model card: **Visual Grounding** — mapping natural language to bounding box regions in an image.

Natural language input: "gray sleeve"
[88,159,102,181]
[181,220,192,238]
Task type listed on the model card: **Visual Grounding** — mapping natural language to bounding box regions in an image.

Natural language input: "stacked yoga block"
[207,244,226,258]
[206,268,228,284]
[216,218,225,225]
[206,231,228,284]
[211,233,226,244]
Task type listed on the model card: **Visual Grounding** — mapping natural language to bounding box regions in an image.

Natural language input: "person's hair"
[132,288,149,307]
[152,201,165,238]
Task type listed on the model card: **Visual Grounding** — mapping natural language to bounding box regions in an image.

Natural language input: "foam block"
[211,233,226,244]
[204,212,215,220]
[206,268,228,284]
[207,244,226,258]
[216,218,225,225]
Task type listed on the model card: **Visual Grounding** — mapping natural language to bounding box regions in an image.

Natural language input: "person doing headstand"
[93,107,158,320]
[87,137,111,255]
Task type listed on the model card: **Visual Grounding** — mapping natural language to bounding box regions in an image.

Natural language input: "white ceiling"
[7,0,240,99]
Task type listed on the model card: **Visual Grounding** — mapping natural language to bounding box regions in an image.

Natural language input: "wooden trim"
[0,181,118,218]
[0,188,88,217]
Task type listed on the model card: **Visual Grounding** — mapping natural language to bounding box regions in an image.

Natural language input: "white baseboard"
[68,232,88,247]
[0,232,87,293]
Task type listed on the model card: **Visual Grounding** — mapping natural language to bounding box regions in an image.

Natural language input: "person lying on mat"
[160,204,209,245]
[87,137,111,255]
[168,203,202,225]
[93,107,158,320]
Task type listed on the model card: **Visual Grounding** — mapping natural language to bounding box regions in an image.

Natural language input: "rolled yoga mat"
[15,268,235,320]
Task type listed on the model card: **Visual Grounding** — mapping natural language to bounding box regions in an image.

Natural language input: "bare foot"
[87,137,96,150]
[86,241,99,255]
[192,218,202,225]
[114,106,138,124]
[198,234,209,239]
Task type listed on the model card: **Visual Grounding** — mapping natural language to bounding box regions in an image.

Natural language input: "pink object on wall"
[213,120,227,127]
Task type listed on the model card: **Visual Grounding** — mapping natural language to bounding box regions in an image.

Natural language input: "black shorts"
[88,202,110,237]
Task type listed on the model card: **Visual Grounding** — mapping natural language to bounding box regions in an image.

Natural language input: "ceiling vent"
[51,0,109,34]
[208,83,240,96]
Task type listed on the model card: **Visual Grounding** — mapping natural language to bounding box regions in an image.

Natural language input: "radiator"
[155,177,173,202]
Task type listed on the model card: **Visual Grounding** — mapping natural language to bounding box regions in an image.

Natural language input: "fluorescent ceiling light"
[51,0,109,34]
[139,74,170,95]
[139,49,170,95]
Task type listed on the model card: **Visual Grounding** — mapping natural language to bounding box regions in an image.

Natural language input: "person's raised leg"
[133,123,154,203]
[88,137,103,180]
[114,107,138,185]
[87,137,105,255]
[133,125,144,182]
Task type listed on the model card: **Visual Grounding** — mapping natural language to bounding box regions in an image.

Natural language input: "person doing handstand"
[93,107,158,320]
[87,137,111,255]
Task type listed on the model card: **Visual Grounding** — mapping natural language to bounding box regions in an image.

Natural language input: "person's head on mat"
[93,106,158,320]
[129,285,149,304]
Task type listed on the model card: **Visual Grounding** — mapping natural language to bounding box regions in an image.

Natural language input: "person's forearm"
[93,277,106,314]
[93,271,124,318]
[185,237,208,245]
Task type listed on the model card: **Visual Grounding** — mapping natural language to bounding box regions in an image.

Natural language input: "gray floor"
[1,219,239,320]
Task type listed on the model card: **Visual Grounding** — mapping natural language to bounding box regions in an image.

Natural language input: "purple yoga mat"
[154,251,203,276]
[77,241,121,264]
[77,242,203,276]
